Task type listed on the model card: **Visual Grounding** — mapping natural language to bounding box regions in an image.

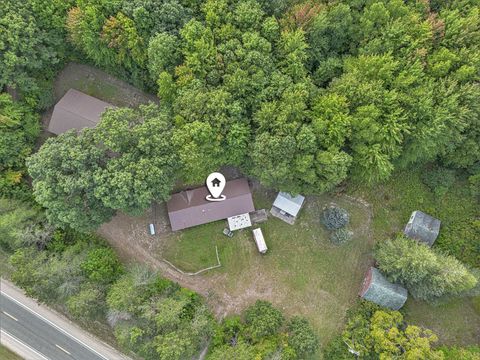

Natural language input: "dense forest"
[2,0,479,231]
[1,0,479,359]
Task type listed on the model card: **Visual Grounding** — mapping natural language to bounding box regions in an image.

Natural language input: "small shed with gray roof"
[404,210,441,247]
[270,192,305,225]
[47,89,114,135]
[359,267,408,310]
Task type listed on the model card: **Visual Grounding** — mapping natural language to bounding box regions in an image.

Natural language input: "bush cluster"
[421,166,457,197]
[330,228,353,245]
[322,205,350,230]
[209,300,319,359]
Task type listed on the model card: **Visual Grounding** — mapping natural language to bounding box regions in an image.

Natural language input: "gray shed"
[270,192,305,225]
[404,210,441,247]
[359,267,408,310]
[47,89,114,135]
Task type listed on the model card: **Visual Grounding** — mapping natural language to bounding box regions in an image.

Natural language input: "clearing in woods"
[99,184,375,346]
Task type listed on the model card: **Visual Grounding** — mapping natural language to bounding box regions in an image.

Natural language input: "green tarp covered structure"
[359,267,408,310]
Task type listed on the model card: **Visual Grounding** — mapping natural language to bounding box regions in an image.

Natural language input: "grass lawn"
[163,187,374,348]
[349,167,480,346]
[0,346,22,360]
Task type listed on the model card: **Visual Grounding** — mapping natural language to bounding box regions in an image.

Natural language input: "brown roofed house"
[47,89,115,135]
[167,178,255,231]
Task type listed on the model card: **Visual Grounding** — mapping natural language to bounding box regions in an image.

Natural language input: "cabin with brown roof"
[47,89,114,135]
[167,178,255,231]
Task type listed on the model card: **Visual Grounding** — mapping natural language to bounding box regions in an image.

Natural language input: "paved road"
[1,279,131,360]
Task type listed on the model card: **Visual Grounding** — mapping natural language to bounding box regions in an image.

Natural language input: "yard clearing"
[99,184,374,347]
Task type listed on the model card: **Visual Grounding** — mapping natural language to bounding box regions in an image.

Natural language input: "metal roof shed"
[270,192,305,225]
[359,267,408,310]
[404,210,441,247]
[273,192,305,217]
[47,89,114,135]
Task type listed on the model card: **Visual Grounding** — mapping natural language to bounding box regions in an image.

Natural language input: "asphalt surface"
[1,292,108,360]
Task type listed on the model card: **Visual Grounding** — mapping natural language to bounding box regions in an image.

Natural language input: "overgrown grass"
[349,167,480,345]
[0,345,22,360]
[163,188,374,349]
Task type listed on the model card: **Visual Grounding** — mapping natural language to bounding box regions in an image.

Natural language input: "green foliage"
[330,228,353,245]
[344,309,443,359]
[330,301,444,359]
[422,166,457,197]
[286,316,319,358]
[81,247,123,284]
[375,236,477,302]
[66,284,105,320]
[439,346,480,360]
[244,300,284,341]
[93,104,178,215]
[107,269,213,360]
[0,198,40,251]
[0,94,39,196]
[323,335,355,360]
[27,130,115,232]
[0,0,70,105]
[208,300,316,359]
[322,205,350,230]
[147,32,181,78]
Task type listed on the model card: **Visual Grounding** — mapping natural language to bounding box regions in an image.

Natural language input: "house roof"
[404,210,441,247]
[272,192,305,217]
[47,89,114,135]
[360,267,408,310]
[167,178,255,231]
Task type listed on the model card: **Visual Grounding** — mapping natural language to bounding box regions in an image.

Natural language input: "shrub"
[330,228,353,245]
[322,205,349,230]
[244,300,284,342]
[287,316,319,358]
[66,285,105,319]
[81,247,124,284]
[422,166,456,197]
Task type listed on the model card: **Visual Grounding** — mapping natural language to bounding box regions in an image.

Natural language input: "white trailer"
[253,228,267,254]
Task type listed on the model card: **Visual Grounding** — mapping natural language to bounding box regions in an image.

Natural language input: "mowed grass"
[163,188,374,345]
[349,168,480,345]
[0,346,22,360]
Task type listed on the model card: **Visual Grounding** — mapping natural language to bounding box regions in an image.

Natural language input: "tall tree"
[375,236,477,301]
[27,130,115,232]
[94,104,178,215]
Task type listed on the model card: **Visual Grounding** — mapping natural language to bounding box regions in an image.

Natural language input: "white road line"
[1,330,50,360]
[56,344,72,355]
[1,291,108,360]
[2,310,18,321]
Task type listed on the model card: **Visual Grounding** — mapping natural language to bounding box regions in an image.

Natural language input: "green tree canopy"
[375,236,477,301]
